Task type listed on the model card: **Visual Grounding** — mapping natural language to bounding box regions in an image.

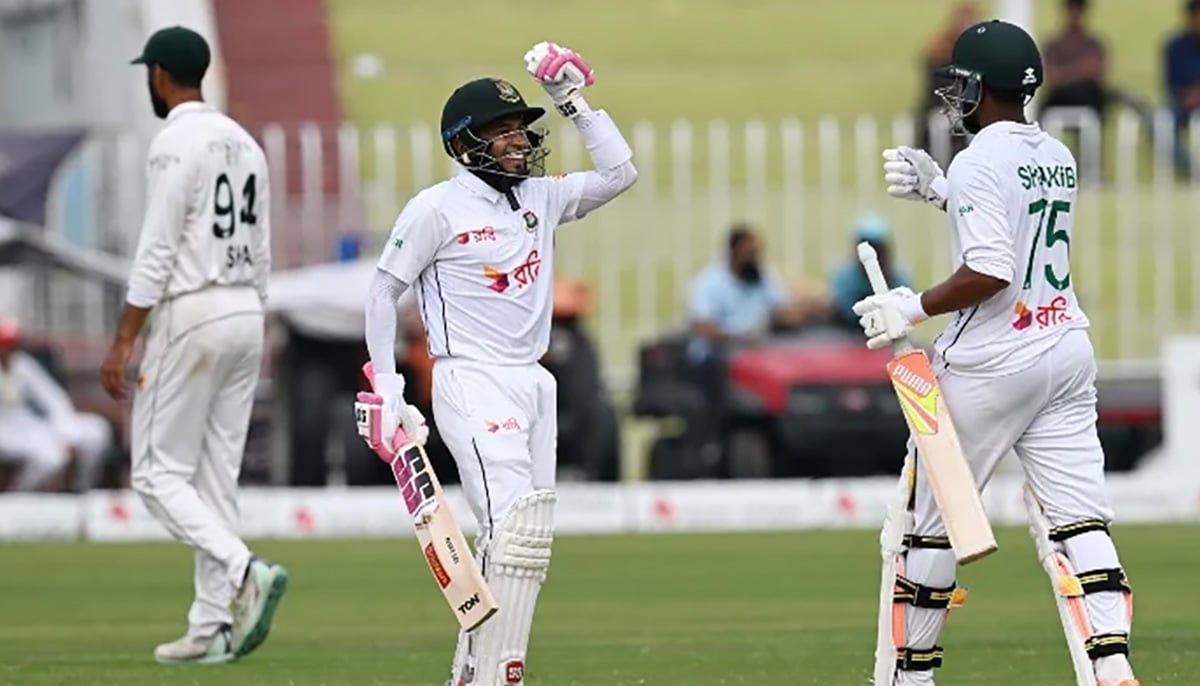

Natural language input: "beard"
[736,262,762,284]
[147,82,169,119]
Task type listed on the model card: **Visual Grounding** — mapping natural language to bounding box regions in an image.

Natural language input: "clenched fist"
[523,41,595,117]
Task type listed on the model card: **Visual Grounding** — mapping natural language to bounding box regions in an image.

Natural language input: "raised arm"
[523,41,638,224]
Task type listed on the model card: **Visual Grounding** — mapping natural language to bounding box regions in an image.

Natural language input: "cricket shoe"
[153,624,234,665]
[231,555,290,658]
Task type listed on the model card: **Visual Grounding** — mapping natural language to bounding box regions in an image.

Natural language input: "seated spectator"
[1165,0,1200,177]
[827,214,912,332]
[0,319,112,492]
[1041,0,1109,120]
[678,225,802,476]
[688,225,801,360]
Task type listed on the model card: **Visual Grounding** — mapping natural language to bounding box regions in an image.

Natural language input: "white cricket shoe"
[231,555,290,658]
[153,625,234,665]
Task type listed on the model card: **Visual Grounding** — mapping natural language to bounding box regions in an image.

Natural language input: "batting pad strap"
[893,576,958,609]
[1085,632,1130,659]
[1077,568,1131,595]
[896,645,944,671]
[903,534,952,550]
[1049,519,1109,542]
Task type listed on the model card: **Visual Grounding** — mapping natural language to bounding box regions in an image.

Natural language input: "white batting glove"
[852,287,928,350]
[882,146,949,212]
[524,41,595,118]
[373,372,429,449]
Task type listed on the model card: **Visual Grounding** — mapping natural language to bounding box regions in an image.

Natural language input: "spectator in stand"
[1165,0,1200,177]
[0,319,113,492]
[680,225,804,475]
[915,1,979,165]
[1041,0,1109,121]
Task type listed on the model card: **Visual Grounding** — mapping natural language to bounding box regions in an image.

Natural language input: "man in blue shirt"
[828,213,912,332]
[688,225,794,360]
[677,226,799,477]
[1165,0,1200,176]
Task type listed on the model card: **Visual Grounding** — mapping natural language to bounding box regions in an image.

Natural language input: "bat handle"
[362,361,377,391]
[856,241,916,356]
[856,241,891,295]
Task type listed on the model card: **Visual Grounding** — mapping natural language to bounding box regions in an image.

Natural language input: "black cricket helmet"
[935,20,1043,135]
[440,77,549,178]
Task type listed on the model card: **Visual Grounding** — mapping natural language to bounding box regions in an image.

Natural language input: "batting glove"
[524,41,595,118]
[882,146,949,212]
[371,372,429,451]
[852,287,928,350]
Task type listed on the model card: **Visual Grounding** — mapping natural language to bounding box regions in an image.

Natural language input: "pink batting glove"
[532,42,595,87]
[524,41,594,116]
[354,391,411,464]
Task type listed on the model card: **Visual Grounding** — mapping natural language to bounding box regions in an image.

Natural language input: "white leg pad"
[1024,485,1100,686]
[457,490,555,686]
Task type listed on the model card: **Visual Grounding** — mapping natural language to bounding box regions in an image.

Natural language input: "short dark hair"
[1065,0,1087,10]
[162,68,203,89]
[728,224,756,252]
[1189,0,1200,15]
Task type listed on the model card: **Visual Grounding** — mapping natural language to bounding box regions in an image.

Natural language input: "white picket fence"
[39,107,1200,383]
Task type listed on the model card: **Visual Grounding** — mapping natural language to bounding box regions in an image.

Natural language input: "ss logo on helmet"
[494,79,520,103]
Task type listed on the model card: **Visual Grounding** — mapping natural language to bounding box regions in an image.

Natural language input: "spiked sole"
[234,566,289,659]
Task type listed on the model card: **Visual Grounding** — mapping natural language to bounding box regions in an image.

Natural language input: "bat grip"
[856,241,891,295]
[857,241,916,355]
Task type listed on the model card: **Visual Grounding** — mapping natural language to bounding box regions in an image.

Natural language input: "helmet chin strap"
[458,148,525,210]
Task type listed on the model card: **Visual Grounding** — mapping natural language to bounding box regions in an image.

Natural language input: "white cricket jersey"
[377,169,587,365]
[933,120,1089,376]
[126,102,271,309]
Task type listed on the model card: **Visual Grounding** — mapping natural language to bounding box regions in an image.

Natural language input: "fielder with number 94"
[101,26,288,667]
[854,20,1139,686]
[360,42,637,686]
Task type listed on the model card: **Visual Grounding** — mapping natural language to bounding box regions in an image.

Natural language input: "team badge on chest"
[522,210,538,233]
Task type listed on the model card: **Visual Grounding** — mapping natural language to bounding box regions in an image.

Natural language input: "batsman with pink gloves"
[359,42,637,685]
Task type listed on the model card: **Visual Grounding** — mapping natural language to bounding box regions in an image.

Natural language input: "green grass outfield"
[3,526,1198,685]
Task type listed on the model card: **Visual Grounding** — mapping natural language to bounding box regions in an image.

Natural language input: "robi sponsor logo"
[482,249,543,293]
[1013,296,1072,331]
[456,226,497,245]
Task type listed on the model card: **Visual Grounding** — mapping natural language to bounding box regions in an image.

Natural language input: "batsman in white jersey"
[361,43,636,686]
[100,26,288,666]
[854,21,1139,686]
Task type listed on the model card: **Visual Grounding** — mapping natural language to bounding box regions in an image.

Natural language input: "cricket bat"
[355,362,498,631]
[857,242,997,565]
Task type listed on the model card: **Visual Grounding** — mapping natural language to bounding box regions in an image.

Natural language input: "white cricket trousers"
[431,358,557,547]
[900,328,1130,677]
[0,409,68,490]
[0,411,109,491]
[130,287,262,638]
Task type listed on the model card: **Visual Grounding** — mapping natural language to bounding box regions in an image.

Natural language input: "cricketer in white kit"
[0,319,112,492]
[361,42,636,686]
[101,26,288,665]
[854,20,1139,686]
